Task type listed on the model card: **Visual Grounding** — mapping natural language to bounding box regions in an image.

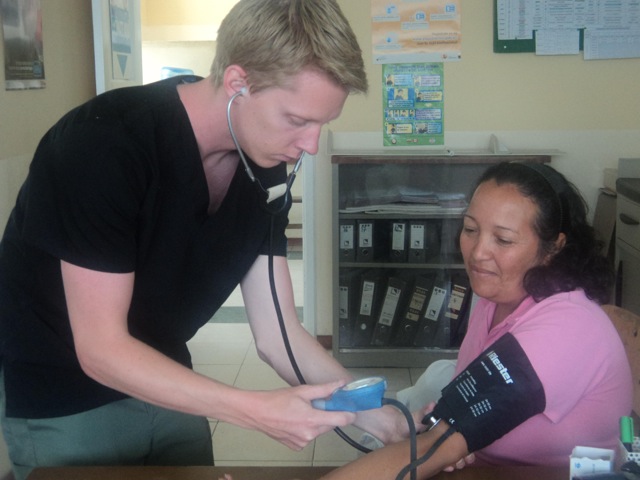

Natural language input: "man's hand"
[246,381,356,450]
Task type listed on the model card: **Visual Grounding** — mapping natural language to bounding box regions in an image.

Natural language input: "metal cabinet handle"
[620,213,640,226]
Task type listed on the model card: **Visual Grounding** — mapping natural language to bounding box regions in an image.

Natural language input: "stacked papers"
[340,187,467,214]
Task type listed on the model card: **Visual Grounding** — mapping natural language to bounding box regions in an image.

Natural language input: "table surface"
[27,465,570,480]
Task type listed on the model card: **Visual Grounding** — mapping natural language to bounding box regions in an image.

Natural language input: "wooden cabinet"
[616,177,640,316]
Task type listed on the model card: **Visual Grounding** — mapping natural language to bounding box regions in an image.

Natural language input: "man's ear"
[223,65,249,97]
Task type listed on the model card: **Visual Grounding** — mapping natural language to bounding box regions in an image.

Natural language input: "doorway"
[138,1,309,331]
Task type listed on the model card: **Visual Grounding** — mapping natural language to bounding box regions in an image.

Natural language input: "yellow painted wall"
[141,0,237,26]
[0,0,95,246]
[0,1,95,158]
[334,0,640,133]
[140,0,640,131]
[140,0,236,41]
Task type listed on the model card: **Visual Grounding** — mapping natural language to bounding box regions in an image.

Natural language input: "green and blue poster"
[383,63,444,147]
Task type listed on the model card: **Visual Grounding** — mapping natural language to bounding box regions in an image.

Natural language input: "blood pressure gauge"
[312,376,387,412]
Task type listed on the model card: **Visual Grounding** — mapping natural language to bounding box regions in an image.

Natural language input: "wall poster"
[109,0,135,81]
[0,0,45,90]
[372,0,461,64]
[92,0,142,94]
[383,63,444,147]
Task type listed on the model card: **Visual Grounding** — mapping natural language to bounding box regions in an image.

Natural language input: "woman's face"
[460,180,545,311]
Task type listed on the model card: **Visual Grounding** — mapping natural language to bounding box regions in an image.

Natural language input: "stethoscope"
[226,89,304,213]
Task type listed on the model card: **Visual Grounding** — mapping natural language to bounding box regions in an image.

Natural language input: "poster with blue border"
[109,0,134,81]
[383,63,444,147]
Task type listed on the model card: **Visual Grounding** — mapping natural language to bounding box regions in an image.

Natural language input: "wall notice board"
[493,8,584,53]
[493,0,640,59]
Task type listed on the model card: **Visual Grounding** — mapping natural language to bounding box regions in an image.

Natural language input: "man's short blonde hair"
[211,0,367,94]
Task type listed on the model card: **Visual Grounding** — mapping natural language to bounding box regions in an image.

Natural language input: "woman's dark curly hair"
[473,162,613,304]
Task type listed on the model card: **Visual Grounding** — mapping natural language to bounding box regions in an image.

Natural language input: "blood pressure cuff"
[428,333,546,452]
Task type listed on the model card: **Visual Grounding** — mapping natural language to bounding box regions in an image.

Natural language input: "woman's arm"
[320,421,469,480]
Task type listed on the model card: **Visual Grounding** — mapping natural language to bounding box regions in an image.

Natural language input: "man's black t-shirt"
[0,76,290,418]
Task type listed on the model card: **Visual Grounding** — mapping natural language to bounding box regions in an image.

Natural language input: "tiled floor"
[186,258,423,467]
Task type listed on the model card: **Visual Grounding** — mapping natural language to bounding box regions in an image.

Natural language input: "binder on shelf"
[356,220,375,262]
[452,302,472,348]
[430,316,451,348]
[338,270,362,347]
[446,272,473,347]
[425,221,441,261]
[408,221,440,263]
[338,220,356,262]
[351,270,384,346]
[413,274,449,347]
[392,273,436,346]
[408,221,426,263]
[356,220,388,262]
[389,221,408,262]
[440,218,462,261]
[430,272,472,348]
[445,274,471,322]
[371,276,407,346]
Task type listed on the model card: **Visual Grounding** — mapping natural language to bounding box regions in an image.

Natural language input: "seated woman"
[321,161,633,480]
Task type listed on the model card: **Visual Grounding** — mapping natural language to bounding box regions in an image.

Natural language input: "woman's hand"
[443,453,476,472]
[357,399,441,446]
[414,401,437,432]
[418,401,476,473]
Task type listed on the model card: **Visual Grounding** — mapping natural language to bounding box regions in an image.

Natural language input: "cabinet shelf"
[338,212,463,220]
[333,348,458,369]
[331,152,554,165]
[340,262,465,269]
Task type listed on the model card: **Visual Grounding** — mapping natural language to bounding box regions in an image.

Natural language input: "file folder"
[440,218,462,261]
[351,270,383,346]
[389,221,408,262]
[338,220,356,262]
[338,270,362,347]
[430,272,472,348]
[445,274,471,322]
[392,273,435,346]
[413,274,449,347]
[446,272,473,347]
[371,276,407,346]
[408,221,426,263]
[356,220,375,262]
[356,220,387,262]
